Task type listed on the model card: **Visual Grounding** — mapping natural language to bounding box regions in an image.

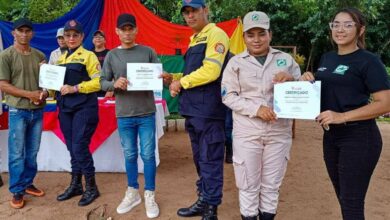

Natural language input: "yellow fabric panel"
[229,18,246,55]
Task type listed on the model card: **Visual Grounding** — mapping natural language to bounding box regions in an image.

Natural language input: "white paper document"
[127,63,163,91]
[273,81,321,120]
[39,64,66,91]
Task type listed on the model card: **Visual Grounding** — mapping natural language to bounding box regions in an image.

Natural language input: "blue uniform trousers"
[185,116,225,206]
[59,107,98,177]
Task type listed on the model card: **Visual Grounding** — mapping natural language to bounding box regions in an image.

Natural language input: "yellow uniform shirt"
[57,46,101,93]
[177,23,230,89]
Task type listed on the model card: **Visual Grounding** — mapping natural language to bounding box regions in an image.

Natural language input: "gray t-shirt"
[100,45,160,117]
[0,46,46,109]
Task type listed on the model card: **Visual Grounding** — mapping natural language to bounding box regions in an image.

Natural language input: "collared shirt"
[175,23,229,89]
[57,46,101,93]
[48,47,63,65]
[221,47,301,132]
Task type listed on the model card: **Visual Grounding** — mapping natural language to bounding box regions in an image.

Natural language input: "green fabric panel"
[159,55,185,113]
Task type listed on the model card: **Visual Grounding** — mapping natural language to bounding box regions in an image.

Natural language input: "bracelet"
[73,85,79,93]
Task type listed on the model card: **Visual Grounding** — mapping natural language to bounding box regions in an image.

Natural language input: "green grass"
[377,117,390,123]
[165,113,184,120]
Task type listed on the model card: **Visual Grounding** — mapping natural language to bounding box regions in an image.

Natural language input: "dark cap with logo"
[93,30,106,38]
[64,20,83,33]
[181,0,206,12]
[117,13,136,28]
[13,18,33,30]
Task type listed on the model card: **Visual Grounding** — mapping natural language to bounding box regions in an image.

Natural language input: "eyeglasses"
[329,21,356,31]
[64,33,81,39]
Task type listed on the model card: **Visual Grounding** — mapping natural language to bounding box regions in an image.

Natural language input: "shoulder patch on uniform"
[276,59,287,67]
[215,43,225,54]
[221,86,227,97]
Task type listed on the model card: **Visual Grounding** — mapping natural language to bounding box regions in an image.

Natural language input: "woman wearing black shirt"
[301,8,390,220]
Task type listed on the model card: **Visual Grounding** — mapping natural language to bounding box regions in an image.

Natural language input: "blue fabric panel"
[0,0,104,59]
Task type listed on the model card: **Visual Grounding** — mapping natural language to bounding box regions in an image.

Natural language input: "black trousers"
[323,120,382,220]
[59,107,99,177]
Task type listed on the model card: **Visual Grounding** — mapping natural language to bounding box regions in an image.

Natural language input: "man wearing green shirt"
[0,18,47,209]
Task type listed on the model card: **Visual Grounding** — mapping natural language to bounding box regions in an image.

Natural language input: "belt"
[328,119,375,129]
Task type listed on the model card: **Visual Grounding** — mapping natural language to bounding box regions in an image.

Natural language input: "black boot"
[201,204,218,220]
[57,173,83,201]
[241,215,258,220]
[225,142,233,164]
[78,175,99,206]
[177,196,206,217]
[259,212,275,220]
[0,174,3,187]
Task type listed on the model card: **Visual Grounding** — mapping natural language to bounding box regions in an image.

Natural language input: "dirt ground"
[0,120,389,220]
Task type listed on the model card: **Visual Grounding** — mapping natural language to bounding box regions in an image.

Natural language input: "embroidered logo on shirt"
[318,67,327,71]
[333,65,349,75]
[195,36,207,43]
[71,58,84,63]
[215,43,225,54]
[276,59,287,67]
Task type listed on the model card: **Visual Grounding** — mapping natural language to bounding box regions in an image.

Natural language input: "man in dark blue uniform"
[162,1,230,219]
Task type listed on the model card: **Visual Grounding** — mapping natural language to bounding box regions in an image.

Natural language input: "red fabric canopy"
[99,0,238,55]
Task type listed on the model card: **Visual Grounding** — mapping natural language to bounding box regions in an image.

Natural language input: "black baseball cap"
[117,13,136,28]
[93,30,106,38]
[64,19,83,33]
[13,18,33,30]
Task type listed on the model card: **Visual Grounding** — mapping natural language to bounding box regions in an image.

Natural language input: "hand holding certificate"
[39,64,66,91]
[127,63,163,91]
[273,81,321,120]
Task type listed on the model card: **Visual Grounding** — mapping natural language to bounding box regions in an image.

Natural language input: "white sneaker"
[144,190,159,218]
[116,187,142,214]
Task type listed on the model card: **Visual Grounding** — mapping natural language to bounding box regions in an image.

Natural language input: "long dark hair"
[331,7,366,49]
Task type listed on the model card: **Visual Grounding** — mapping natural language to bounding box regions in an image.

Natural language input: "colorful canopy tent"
[0,0,245,113]
[99,0,238,55]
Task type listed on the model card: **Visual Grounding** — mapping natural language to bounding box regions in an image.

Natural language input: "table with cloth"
[0,98,168,173]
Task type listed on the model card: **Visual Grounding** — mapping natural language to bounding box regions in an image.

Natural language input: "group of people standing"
[0,11,161,219]
[0,0,389,220]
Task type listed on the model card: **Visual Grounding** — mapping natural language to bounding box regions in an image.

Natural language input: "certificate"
[273,81,321,120]
[127,63,163,91]
[39,64,66,91]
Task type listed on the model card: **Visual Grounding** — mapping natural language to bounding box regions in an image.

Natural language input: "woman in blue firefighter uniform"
[55,20,101,206]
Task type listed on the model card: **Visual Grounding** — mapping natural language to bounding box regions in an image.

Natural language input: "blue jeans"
[8,107,43,194]
[117,113,156,191]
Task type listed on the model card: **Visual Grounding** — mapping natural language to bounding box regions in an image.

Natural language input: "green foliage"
[1,0,389,68]
[28,0,79,23]
[0,0,28,21]
[141,0,184,24]
[0,0,79,23]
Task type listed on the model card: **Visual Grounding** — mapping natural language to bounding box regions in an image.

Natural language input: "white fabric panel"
[0,104,167,173]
